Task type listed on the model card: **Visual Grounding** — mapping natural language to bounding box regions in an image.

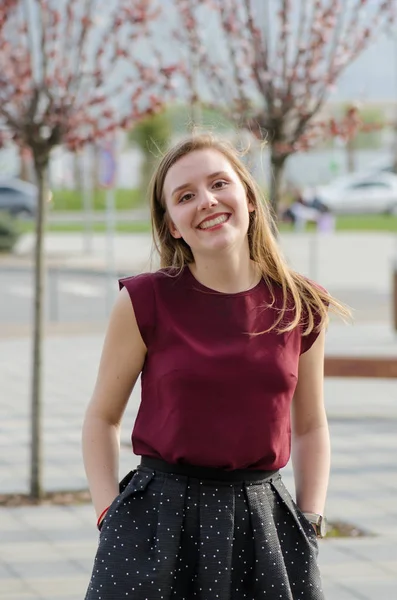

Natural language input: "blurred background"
[1,2,397,599]
[1,1,397,329]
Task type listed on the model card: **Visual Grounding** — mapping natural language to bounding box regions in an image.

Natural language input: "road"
[1,270,116,324]
[0,268,392,325]
[2,230,396,326]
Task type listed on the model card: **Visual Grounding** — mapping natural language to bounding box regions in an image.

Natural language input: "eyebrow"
[171,171,229,198]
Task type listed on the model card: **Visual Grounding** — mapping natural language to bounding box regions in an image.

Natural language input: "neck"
[189,246,260,294]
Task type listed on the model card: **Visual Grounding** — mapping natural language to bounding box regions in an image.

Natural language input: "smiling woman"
[82,133,350,600]
[161,150,255,275]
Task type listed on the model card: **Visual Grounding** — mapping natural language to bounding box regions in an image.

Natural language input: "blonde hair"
[149,133,350,335]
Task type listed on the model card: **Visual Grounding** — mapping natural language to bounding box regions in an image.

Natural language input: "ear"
[246,190,255,213]
[168,219,182,239]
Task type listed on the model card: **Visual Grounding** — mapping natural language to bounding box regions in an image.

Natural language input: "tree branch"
[243,0,273,106]
[0,104,22,133]
[39,0,48,86]
[218,0,250,116]
[23,0,38,84]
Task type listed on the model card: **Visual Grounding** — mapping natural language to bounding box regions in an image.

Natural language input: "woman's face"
[162,149,255,258]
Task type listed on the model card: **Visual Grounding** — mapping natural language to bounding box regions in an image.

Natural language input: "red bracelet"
[97,506,110,530]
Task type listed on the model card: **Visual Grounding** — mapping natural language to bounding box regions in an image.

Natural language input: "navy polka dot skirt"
[84,458,324,599]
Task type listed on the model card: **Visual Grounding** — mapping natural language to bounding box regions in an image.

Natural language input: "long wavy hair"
[149,133,350,335]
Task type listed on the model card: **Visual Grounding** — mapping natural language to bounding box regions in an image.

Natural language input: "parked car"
[0,178,38,219]
[305,172,397,215]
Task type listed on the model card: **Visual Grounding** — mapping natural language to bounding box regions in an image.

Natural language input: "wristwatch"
[302,512,327,538]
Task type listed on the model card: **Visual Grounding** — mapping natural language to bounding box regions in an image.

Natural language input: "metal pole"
[48,267,59,322]
[105,187,116,315]
[82,146,94,255]
[393,32,397,332]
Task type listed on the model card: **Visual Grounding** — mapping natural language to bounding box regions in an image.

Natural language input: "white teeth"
[198,214,229,229]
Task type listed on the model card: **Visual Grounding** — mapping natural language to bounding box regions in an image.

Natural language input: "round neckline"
[184,265,263,297]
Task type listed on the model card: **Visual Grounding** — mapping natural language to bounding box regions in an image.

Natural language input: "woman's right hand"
[97,505,110,530]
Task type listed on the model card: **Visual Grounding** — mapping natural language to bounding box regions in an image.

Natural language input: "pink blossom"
[0,0,180,155]
[176,0,393,164]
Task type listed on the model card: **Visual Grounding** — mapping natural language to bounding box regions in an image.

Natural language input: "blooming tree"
[0,0,178,498]
[175,0,395,214]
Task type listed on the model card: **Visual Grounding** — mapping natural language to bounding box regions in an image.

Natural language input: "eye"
[212,180,228,189]
[178,192,194,203]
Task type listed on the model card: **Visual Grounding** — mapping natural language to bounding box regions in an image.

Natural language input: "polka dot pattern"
[84,468,324,599]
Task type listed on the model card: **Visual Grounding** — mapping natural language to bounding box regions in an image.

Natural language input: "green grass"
[17,221,152,234]
[48,188,397,232]
[333,214,397,232]
[279,214,397,232]
[51,188,144,211]
[15,213,397,234]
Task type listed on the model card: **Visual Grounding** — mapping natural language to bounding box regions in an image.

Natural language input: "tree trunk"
[92,143,100,190]
[30,155,50,499]
[19,146,32,182]
[269,150,287,227]
[189,99,201,131]
[140,152,156,202]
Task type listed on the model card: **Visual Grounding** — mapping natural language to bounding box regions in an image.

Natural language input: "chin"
[200,237,239,255]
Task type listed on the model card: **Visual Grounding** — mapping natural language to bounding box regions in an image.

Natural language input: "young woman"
[82,133,348,599]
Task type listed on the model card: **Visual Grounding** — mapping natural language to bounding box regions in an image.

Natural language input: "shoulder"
[299,275,328,300]
[118,271,163,346]
[119,268,182,293]
[119,271,155,292]
[118,269,183,346]
[297,277,328,354]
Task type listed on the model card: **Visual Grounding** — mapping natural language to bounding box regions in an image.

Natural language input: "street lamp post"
[392,32,397,332]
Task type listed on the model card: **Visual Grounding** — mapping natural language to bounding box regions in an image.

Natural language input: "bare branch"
[243,0,273,105]
[176,0,395,207]
[218,0,250,113]
[0,104,22,132]
[0,0,180,158]
[22,0,38,83]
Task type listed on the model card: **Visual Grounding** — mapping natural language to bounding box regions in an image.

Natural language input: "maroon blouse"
[119,267,322,471]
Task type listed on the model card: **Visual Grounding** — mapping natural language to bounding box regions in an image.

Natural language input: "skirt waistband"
[140,456,279,483]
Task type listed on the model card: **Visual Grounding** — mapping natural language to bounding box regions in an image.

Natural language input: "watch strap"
[302,512,322,525]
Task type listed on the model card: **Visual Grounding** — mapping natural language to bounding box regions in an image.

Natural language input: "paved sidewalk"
[1,325,397,599]
[2,230,397,293]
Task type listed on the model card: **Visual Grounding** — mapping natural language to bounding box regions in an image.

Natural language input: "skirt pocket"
[100,468,155,532]
[270,477,319,554]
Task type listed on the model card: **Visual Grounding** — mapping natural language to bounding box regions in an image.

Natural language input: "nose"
[197,189,218,210]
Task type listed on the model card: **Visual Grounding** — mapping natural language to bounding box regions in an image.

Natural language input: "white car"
[308,173,397,215]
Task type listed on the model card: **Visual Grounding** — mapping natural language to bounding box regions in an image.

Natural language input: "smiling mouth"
[197,214,230,230]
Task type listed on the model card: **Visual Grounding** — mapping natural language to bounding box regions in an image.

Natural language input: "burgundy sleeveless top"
[119,267,322,471]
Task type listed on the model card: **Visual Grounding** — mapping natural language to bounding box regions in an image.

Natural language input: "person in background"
[82,133,349,600]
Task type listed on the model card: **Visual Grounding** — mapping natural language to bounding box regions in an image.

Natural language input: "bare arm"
[291,328,330,515]
[82,288,146,519]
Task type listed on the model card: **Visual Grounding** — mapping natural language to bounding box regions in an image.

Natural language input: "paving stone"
[343,579,397,600]
[0,329,396,598]
[27,576,89,597]
[10,559,86,579]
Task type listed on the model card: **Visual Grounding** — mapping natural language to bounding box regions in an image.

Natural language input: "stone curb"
[325,356,397,378]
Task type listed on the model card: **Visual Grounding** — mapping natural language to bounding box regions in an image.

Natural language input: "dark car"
[0,179,38,219]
